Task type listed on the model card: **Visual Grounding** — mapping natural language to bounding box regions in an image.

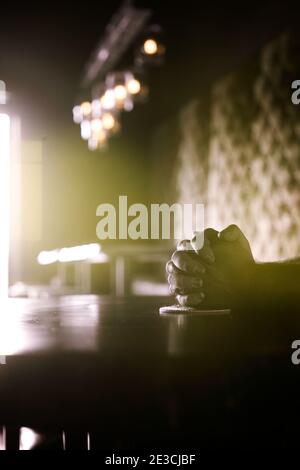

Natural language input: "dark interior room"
[0,0,300,456]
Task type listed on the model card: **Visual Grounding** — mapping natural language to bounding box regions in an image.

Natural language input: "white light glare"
[81,101,92,116]
[81,120,92,140]
[37,250,59,265]
[143,38,158,55]
[88,138,99,151]
[91,99,102,118]
[58,243,101,262]
[127,78,141,95]
[72,105,83,124]
[91,119,103,133]
[114,85,127,101]
[124,98,134,112]
[37,244,101,265]
[98,49,109,61]
[20,428,39,450]
[0,113,10,299]
[0,81,6,105]
[102,113,115,130]
[101,90,115,110]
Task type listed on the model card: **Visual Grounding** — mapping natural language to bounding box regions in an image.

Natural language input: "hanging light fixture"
[73,69,144,150]
[72,4,165,152]
[143,38,158,55]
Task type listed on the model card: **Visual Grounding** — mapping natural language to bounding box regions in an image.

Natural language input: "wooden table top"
[0,295,299,447]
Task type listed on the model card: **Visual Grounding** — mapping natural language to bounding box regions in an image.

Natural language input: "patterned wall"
[173,33,300,261]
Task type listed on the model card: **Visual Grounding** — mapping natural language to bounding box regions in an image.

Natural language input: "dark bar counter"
[0,296,299,449]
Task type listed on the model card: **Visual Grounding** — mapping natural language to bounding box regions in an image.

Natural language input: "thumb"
[219,224,242,242]
[218,224,253,257]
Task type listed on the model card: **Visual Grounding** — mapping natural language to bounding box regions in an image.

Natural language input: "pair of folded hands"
[166,225,255,308]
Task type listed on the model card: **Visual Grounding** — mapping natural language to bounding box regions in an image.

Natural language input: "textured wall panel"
[174,33,300,261]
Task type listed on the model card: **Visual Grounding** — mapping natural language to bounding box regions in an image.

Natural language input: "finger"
[218,224,252,254]
[218,224,242,242]
[166,260,182,275]
[190,231,204,252]
[176,292,205,307]
[192,234,215,264]
[191,227,219,247]
[204,228,219,243]
[171,251,206,275]
[177,239,193,251]
[168,273,203,294]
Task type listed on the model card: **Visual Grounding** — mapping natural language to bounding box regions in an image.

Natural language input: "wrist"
[233,261,257,296]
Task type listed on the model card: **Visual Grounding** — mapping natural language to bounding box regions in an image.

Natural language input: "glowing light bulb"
[88,138,98,151]
[81,101,92,116]
[114,85,127,101]
[91,119,103,133]
[72,105,83,123]
[102,113,115,130]
[88,131,106,150]
[101,90,115,110]
[98,48,109,61]
[143,39,158,55]
[58,244,100,262]
[80,120,91,140]
[127,78,141,95]
[91,99,102,117]
[97,129,106,143]
[124,98,134,112]
[37,250,59,265]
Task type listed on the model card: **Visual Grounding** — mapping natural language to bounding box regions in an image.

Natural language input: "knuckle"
[177,239,191,251]
[166,260,176,274]
[171,250,185,270]
[204,227,217,236]
[204,227,219,243]
[176,294,184,306]
[169,284,176,295]
[171,250,178,265]
[227,224,240,233]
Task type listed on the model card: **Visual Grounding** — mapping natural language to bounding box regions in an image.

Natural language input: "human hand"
[166,225,255,308]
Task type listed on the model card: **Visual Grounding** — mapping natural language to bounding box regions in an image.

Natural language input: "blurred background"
[1,0,300,299]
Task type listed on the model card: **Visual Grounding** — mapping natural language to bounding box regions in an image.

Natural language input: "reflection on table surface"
[0,295,233,357]
[0,295,299,449]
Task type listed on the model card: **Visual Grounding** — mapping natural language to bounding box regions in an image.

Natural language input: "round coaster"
[159,304,231,315]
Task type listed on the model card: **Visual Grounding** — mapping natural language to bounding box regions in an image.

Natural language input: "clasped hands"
[166,225,255,308]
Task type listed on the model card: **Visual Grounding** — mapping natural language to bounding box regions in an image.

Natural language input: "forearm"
[240,262,300,306]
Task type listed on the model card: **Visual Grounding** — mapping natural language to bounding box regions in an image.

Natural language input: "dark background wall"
[1,1,300,283]
[150,31,300,261]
